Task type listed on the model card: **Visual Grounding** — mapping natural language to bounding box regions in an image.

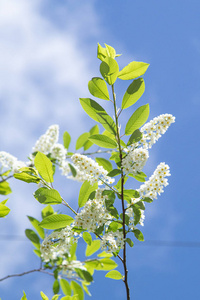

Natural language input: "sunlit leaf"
[34,188,62,205]
[76,132,90,150]
[34,152,54,183]
[60,279,71,296]
[88,77,110,100]
[105,270,123,280]
[100,57,119,85]
[0,181,12,195]
[118,61,149,80]
[78,181,98,208]
[125,104,149,135]
[39,214,74,230]
[63,131,71,149]
[0,203,10,217]
[122,78,145,109]
[89,134,117,149]
[85,240,101,256]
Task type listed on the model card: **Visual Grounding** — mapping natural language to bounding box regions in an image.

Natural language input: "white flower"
[32,124,59,155]
[0,151,26,173]
[122,148,149,175]
[71,153,114,185]
[74,188,111,232]
[40,226,77,262]
[138,162,171,200]
[138,114,175,149]
[101,230,125,253]
[51,143,67,162]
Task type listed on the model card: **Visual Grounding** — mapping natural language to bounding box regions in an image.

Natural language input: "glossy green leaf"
[85,240,101,256]
[60,279,71,296]
[95,258,118,270]
[78,181,98,208]
[107,169,122,177]
[122,78,145,109]
[0,181,12,195]
[79,98,116,134]
[27,216,45,239]
[41,205,54,219]
[142,197,153,203]
[97,43,107,61]
[76,132,90,150]
[39,214,74,230]
[108,221,122,232]
[97,251,113,258]
[133,229,144,241]
[125,104,149,135]
[88,77,110,100]
[95,157,113,172]
[21,291,27,300]
[75,269,93,282]
[100,57,119,85]
[105,270,123,280]
[118,61,149,80]
[71,281,84,300]
[63,131,71,149]
[14,172,41,184]
[126,238,134,247]
[68,163,77,177]
[53,280,60,294]
[0,203,10,217]
[34,152,54,183]
[34,188,62,205]
[89,134,117,149]
[130,171,147,182]
[40,291,49,300]
[25,229,40,244]
[127,129,143,146]
[83,232,92,246]
[105,44,117,59]
[84,125,99,150]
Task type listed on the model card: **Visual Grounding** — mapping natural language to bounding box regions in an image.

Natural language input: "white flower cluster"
[0,151,26,173]
[122,148,149,175]
[101,230,125,253]
[138,162,171,200]
[32,125,59,155]
[139,114,175,149]
[40,226,78,262]
[71,153,115,185]
[74,188,111,232]
[61,260,86,278]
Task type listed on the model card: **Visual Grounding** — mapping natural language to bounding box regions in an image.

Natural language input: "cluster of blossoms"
[0,151,26,173]
[138,162,171,200]
[71,153,115,185]
[74,188,112,232]
[40,226,79,262]
[122,148,149,175]
[61,260,86,278]
[32,125,59,155]
[101,230,125,253]
[138,114,175,149]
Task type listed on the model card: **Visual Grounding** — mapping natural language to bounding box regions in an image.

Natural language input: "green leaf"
[84,125,99,151]
[125,104,150,135]
[75,269,93,283]
[127,129,143,146]
[41,205,54,219]
[39,214,74,230]
[78,181,98,208]
[85,240,101,256]
[107,169,122,177]
[142,197,153,203]
[21,291,27,300]
[130,171,147,182]
[60,279,71,296]
[40,291,49,300]
[27,216,45,239]
[51,295,60,300]
[118,61,149,80]
[100,57,119,85]
[95,157,113,172]
[34,188,62,205]
[71,281,84,300]
[97,43,107,61]
[14,172,41,184]
[68,163,77,177]
[63,131,71,149]
[82,282,91,296]
[33,249,41,257]
[108,221,122,232]
[105,270,123,280]
[53,280,60,294]
[0,203,10,217]
[126,238,134,247]
[89,134,117,149]
[83,232,92,246]
[79,98,116,134]
[95,258,118,270]
[69,241,77,261]
[76,133,90,150]
[25,229,40,244]
[105,44,117,59]
[88,77,110,100]
[0,198,8,205]
[133,229,144,241]
[122,78,145,109]
[34,152,54,183]
[0,181,12,195]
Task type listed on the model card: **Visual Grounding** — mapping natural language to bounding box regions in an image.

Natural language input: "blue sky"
[0,0,200,299]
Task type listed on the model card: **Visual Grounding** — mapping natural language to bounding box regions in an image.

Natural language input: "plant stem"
[112,84,130,300]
